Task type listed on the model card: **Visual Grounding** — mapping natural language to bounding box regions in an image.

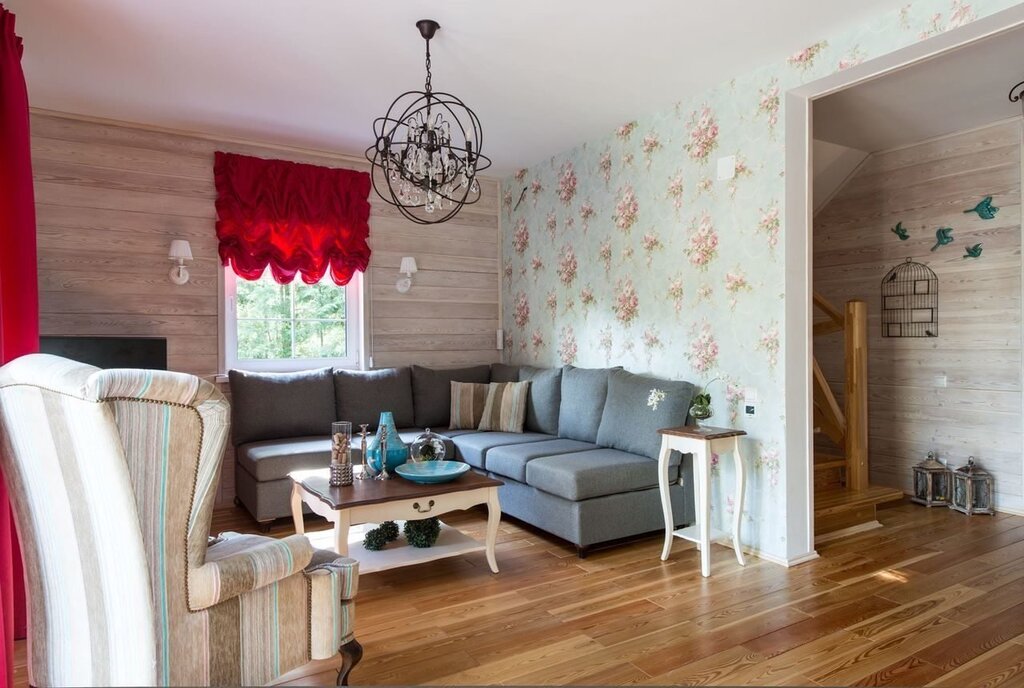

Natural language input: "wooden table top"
[291,467,503,510]
[658,425,747,440]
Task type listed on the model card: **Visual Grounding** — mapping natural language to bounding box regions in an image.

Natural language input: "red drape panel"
[0,4,36,688]
[214,152,372,285]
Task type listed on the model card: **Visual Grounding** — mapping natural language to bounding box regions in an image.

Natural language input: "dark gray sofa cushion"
[525,448,662,501]
[596,369,696,459]
[490,363,521,382]
[229,368,336,445]
[557,366,613,443]
[334,367,415,429]
[237,436,331,482]
[450,431,551,469]
[486,438,597,482]
[520,366,562,435]
[411,365,491,428]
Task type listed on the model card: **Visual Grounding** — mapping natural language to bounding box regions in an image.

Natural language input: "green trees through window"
[235,274,347,360]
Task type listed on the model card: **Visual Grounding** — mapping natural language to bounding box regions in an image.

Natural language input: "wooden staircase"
[813,293,902,540]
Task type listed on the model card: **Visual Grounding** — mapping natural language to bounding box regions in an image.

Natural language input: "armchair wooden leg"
[337,638,363,686]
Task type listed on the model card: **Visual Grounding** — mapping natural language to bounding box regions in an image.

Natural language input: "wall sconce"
[168,240,193,285]
[396,256,418,294]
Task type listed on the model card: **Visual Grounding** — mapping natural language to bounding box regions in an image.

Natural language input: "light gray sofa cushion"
[557,366,613,443]
[596,369,696,459]
[450,431,551,469]
[490,363,521,383]
[237,436,331,482]
[525,448,661,501]
[229,367,336,445]
[520,366,562,435]
[411,365,491,428]
[486,438,597,482]
[334,367,415,429]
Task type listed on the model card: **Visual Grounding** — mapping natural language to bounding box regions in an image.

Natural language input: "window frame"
[221,267,364,373]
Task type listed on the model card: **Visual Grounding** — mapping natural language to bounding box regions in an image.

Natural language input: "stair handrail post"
[844,300,869,491]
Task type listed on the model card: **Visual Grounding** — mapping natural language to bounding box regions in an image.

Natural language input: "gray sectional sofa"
[229,363,697,554]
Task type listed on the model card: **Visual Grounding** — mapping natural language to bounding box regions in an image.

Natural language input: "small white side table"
[657,425,747,577]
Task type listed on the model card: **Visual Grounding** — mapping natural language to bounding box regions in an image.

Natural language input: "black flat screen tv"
[39,336,168,370]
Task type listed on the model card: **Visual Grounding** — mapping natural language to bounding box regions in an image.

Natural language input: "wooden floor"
[17,499,1024,686]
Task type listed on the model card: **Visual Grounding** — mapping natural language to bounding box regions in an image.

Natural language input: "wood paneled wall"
[814,119,1023,511]
[31,110,501,505]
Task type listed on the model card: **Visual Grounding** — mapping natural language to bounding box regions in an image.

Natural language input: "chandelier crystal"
[366,20,491,225]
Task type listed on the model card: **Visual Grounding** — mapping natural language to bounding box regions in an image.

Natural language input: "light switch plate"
[744,387,758,404]
[717,155,736,181]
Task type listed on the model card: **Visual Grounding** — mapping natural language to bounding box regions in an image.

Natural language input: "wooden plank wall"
[814,119,1023,512]
[31,110,501,506]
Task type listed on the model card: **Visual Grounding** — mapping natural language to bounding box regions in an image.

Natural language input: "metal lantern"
[911,451,950,507]
[950,457,995,516]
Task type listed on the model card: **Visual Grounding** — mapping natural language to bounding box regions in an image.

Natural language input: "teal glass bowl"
[394,460,470,484]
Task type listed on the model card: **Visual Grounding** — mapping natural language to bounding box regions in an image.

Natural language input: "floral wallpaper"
[500,0,1018,561]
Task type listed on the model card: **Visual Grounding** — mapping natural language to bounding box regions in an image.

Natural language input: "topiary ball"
[404,517,441,548]
[379,520,400,542]
[363,526,389,552]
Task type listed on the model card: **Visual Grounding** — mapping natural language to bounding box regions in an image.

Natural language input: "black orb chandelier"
[1012,79,1024,114]
[365,19,491,225]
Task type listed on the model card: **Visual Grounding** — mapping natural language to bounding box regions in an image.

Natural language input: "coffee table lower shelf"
[305,521,486,575]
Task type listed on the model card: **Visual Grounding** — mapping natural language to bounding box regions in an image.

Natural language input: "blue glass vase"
[366,411,409,473]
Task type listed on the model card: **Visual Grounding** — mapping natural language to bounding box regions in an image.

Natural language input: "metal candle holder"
[356,424,373,479]
[375,425,391,480]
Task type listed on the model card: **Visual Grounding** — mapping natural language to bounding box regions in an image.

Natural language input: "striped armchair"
[0,354,362,686]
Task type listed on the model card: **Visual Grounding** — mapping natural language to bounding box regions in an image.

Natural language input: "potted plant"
[690,378,720,427]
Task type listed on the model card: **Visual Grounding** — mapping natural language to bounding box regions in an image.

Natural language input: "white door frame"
[783,4,1024,563]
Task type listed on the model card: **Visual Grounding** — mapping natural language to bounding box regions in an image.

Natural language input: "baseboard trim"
[740,545,819,568]
[814,520,883,545]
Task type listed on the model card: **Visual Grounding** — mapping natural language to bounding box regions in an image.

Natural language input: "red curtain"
[214,152,372,285]
[0,3,36,687]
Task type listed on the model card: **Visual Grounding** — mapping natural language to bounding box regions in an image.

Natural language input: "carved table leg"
[337,638,363,686]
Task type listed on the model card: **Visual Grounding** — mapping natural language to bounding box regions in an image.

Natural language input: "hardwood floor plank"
[925,642,1024,687]
[810,614,966,685]
[642,645,767,686]
[849,654,945,687]
[916,601,1024,672]
[745,595,898,658]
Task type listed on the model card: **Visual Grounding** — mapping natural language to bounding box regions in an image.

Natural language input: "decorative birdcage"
[881,258,938,338]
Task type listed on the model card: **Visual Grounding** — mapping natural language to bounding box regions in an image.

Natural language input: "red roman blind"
[214,151,372,285]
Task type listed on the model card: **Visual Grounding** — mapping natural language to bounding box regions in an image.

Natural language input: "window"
[223,268,362,372]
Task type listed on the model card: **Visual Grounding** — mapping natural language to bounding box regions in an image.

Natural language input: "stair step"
[814,485,905,518]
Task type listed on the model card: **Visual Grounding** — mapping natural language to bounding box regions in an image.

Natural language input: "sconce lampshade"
[168,240,193,261]
[399,257,418,276]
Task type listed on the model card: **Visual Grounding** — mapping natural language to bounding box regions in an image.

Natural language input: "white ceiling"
[815,23,1024,152]
[10,0,911,175]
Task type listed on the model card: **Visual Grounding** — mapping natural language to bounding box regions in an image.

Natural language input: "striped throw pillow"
[478,381,531,433]
[450,381,490,429]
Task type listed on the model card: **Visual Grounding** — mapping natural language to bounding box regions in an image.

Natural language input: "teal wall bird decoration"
[891,222,910,240]
[931,227,954,251]
[964,196,999,220]
[963,243,983,259]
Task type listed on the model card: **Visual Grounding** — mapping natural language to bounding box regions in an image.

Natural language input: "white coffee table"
[289,467,503,574]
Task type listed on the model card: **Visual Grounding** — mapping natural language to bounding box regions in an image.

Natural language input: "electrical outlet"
[745,404,755,416]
